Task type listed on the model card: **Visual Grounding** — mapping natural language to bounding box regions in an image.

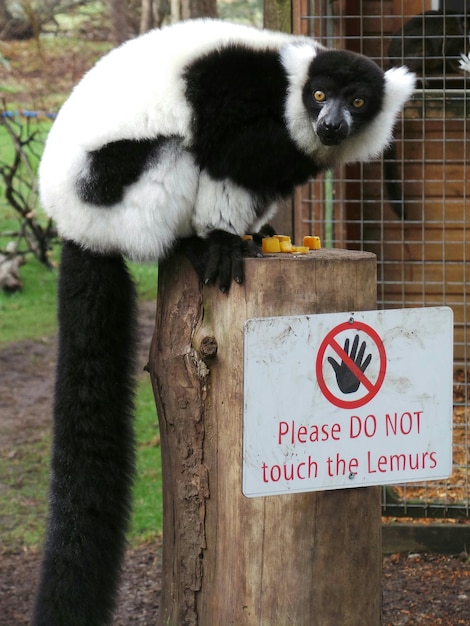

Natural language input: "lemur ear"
[376,65,416,149]
[383,66,417,111]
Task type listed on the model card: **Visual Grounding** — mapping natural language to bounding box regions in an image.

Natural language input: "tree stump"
[149,249,381,626]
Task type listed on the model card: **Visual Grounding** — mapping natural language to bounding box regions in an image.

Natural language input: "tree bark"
[180,0,216,19]
[139,0,154,33]
[150,249,381,626]
[106,0,129,44]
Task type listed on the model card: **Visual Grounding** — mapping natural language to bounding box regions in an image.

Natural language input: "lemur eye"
[352,97,365,109]
[313,90,326,102]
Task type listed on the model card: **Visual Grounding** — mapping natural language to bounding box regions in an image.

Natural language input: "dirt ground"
[1,547,470,626]
[1,301,470,625]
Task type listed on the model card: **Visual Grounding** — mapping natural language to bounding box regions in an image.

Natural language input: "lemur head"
[282,44,415,166]
[302,50,386,147]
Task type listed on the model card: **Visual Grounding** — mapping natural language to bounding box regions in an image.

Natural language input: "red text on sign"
[367,450,437,474]
[385,411,422,436]
[261,457,319,483]
[349,410,424,439]
[349,414,377,439]
[326,453,359,477]
[278,420,341,445]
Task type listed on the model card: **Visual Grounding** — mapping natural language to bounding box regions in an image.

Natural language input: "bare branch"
[0,109,57,269]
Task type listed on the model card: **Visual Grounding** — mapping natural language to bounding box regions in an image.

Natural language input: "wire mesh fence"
[293,0,470,517]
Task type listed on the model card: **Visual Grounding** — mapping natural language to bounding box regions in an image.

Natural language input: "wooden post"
[149,249,381,626]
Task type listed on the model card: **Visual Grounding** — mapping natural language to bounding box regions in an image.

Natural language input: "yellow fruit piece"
[291,246,309,254]
[279,241,293,252]
[242,234,253,241]
[312,237,321,250]
[273,235,291,242]
[262,237,281,253]
[303,235,321,250]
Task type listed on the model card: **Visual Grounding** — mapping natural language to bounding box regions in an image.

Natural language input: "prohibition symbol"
[315,320,387,410]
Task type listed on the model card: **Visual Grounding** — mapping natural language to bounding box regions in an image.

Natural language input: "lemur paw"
[178,230,263,293]
[251,223,276,245]
[459,53,470,73]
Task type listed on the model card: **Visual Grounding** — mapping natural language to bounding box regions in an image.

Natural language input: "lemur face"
[302,49,385,146]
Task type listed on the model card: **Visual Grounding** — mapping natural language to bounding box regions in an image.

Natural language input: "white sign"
[243,307,453,497]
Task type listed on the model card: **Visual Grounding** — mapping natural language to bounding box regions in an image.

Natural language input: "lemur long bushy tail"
[32,240,136,626]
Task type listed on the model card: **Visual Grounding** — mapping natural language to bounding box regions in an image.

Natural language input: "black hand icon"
[328,334,372,394]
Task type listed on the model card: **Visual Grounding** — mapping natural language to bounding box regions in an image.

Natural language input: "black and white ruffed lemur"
[33,18,415,626]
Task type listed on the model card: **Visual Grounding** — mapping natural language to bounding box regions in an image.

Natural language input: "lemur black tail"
[33,240,137,626]
[383,142,407,220]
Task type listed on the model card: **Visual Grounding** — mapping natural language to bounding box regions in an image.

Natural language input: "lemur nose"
[324,121,342,131]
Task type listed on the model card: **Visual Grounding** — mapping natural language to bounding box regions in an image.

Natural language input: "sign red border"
[315,320,387,409]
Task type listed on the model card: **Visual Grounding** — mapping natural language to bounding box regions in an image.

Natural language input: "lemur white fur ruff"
[34,19,415,626]
[40,19,414,262]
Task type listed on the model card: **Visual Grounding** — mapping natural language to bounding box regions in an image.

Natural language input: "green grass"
[0,254,162,550]
[0,430,50,550]
[0,254,158,344]
[0,80,162,553]
[0,379,162,551]
[0,251,60,343]
[131,378,163,542]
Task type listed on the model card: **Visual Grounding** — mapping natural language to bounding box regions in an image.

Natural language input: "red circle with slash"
[315,320,387,409]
